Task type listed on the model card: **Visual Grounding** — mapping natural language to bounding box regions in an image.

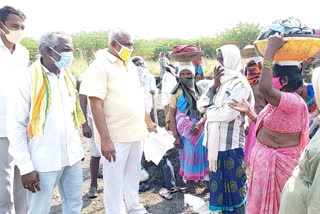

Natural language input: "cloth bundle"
[171,45,200,54]
[257,17,315,40]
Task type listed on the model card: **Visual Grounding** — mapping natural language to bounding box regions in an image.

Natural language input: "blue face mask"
[50,48,74,69]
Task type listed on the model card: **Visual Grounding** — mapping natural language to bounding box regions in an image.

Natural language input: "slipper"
[88,187,98,199]
[172,186,187,192]
[170,186,180,193]
[97,173,103,179]
[159,188,173,200]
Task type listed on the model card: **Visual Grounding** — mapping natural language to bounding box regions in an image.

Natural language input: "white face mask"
[0,23,24,44]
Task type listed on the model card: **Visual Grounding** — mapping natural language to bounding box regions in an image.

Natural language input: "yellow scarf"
[28,59,85,139]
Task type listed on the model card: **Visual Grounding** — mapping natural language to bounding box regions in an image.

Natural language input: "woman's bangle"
[209,86,216,94]
[249,115,257,122]
[247,109,257,121]
[263,60,273,70]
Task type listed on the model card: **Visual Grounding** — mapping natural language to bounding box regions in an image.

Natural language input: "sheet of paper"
[144,127,175,165]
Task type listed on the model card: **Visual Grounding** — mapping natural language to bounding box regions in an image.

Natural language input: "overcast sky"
[1,0,319,40]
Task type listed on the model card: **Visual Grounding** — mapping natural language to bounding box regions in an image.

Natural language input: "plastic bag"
[140,167,149,183]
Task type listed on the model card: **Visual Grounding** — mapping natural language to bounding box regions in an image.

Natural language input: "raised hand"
[228,99,250,113]
[264,33,288,61]
[213,65,224,89]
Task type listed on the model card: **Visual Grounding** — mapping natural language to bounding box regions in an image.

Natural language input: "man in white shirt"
[80,29,156,214]
[0,6,29,214]
[8,32,84,214]
[132,56,158,116]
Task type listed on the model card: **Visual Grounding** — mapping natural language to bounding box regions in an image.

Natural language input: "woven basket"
[254,36,320,61]
[169,51,203,62]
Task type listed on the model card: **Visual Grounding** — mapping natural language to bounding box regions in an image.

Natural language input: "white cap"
[178,62,195,76]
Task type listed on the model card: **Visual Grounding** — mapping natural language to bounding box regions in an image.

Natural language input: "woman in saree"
[229,33,309,214]
[169,62,209,193]
[279,67,320,214]
[197,45,253,214]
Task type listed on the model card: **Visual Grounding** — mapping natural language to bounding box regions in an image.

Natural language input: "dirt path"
[50,94,209,214]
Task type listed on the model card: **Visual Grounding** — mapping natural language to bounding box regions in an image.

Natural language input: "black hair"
[273,63,303,91]
[0,6,26,23]
[273,64,301,78]
[131,56,143,64]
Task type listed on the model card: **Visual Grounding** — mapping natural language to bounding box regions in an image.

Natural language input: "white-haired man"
[8,32,85,213]
[80,29,156,214]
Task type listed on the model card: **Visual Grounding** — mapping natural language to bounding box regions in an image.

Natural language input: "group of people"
[163,34,320,214]
[1,5,320,214]
[1,5,156,214]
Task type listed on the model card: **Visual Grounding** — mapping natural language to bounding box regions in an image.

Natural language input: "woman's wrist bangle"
[210,86,216,94]
[247,109,257,121]
[263,60,273,70]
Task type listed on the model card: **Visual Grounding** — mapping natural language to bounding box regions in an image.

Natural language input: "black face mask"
[180,77,194,88]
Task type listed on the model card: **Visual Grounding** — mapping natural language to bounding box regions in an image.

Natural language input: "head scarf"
[178,62,196,76]
[217,45,243,83]
[247,57,263,87]
[171,62,200,120]
[214,44,254,108]
[131,56,152,86]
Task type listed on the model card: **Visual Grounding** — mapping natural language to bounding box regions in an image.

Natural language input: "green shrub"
[20,22,262,74]
[21,37,39,64]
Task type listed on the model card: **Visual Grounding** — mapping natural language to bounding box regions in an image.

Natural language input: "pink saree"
[246,92,309,214]
[244,120,256,166]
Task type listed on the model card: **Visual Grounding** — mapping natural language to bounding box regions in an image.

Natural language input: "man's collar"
[0,34,21,52]
[41,64,66,77]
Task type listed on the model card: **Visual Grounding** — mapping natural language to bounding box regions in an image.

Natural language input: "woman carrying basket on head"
[229,33,309,214]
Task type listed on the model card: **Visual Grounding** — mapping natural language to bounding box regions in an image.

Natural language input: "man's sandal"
[159,188,173,200]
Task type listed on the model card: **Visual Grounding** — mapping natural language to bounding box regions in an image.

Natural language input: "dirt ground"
[50,94,210,214]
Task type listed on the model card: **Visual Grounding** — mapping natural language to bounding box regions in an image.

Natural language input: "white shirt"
[80,49,148,143]
[0,37,29,137]
[161,72,177,107]
[137,67,158,113]
[202,81,251,151]
[8,65,84,175]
